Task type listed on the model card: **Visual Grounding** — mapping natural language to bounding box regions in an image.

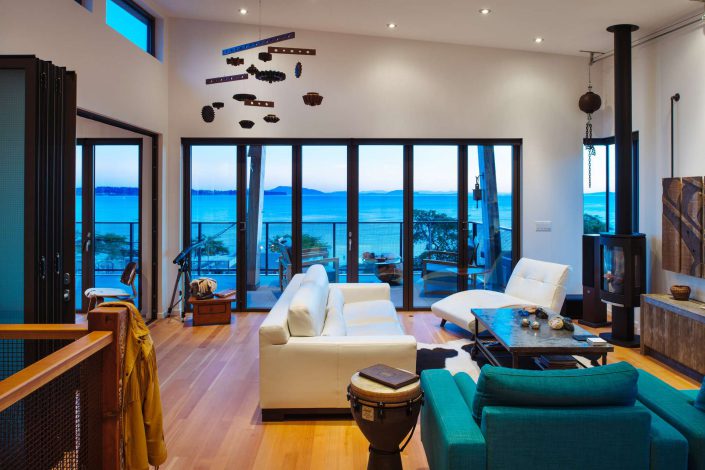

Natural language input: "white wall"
[166,18,589,301]
[597,22,705,301]
[0,0,169,313]
[0,0,169,134]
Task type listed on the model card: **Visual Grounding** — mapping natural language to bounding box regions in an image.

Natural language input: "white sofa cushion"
[346,322,404,336]
[431,289,529,330]
[288,281,328,336]
[303,263,329,291]
[504,258,570,312]
[343,300,398,327]
[322,287,346,336]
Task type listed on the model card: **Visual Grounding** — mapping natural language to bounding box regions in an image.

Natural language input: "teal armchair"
[637,371,705,470]
[421,364,689,470]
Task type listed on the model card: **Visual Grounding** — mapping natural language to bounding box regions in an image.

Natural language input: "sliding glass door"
[302,146,348,283]
[78,140,142,312]
[358,145,404,306]
[466,145,515,291]
[413,146,460,308]
[189,145,239,299]
[246,145,292,308]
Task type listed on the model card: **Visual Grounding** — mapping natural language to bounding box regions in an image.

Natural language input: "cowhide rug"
[416,339,594,379]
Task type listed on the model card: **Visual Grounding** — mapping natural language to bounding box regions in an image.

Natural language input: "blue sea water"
[80,191,610,233]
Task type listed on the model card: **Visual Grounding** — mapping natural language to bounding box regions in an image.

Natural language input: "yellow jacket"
[102,302,167,470]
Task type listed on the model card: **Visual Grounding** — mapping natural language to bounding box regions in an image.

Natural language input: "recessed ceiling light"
[534,36,544,44]
[479,8,491,15]
[239,8,248,15]
[387,23,397,29]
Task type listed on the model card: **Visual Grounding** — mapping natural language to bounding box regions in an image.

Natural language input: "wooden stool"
[348,372,423,470]
[188,294,235,326]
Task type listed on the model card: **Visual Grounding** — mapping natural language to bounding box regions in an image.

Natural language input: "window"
[182,139,522,311]
[583,135,639,234]
[106,0,155,55]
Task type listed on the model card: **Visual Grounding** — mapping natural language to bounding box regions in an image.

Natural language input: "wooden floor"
[149,312,700,470]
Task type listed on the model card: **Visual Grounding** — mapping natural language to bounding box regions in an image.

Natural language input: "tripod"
[167,255,192,322]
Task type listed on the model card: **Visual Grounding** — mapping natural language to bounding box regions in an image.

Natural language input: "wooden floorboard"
[150,311,700,470]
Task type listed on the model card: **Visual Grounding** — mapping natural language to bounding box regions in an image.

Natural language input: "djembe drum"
[347,372,423,470]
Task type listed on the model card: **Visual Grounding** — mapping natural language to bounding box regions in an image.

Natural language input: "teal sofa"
[637,371,705,470]
[420,363,689,470]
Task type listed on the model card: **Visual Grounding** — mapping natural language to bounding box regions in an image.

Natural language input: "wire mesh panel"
[0,340,103,470]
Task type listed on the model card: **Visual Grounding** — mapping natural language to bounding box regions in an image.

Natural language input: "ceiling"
[152,0,704,56]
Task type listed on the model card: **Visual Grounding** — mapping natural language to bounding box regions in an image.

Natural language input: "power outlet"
[536,221,552,232]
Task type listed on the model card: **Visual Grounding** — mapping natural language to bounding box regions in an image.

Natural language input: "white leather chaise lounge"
[259,264,417,420]
[431,257,571,333]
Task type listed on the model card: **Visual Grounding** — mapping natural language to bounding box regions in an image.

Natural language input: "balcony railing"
[187,220,512,278]
[75,222,140,273]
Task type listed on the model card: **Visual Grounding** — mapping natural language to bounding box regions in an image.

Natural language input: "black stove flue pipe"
[608,24,639,235]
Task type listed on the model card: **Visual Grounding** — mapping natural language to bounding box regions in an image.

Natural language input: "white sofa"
[431,257,571,333]
[259,265,417,420]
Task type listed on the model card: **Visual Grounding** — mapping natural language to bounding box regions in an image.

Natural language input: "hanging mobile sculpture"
[256,70,286,83]
[244,100,274,108]
[578,52,602,188]
[246,64,259,75]
[264,114,280,123]
[226,57,244,66]
[201,105,215,123]
[233,93,257,101]
[302,92,323,106]
[294,62,302,78]
[222,32,295,56]
[269,46,316,56]
[239,120,255,129]
[205,73,249,85]
[258,52,273,62]
[212,102,224,109]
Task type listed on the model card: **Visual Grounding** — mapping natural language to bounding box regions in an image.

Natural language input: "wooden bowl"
[670,285,691,301]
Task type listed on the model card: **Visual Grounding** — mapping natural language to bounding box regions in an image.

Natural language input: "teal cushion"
[695,380,705,412]
[471,362,638,421]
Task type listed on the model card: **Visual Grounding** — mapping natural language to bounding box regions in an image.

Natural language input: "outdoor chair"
[421,240,493,296]
[84,261,137,310]
[276,240,339,290]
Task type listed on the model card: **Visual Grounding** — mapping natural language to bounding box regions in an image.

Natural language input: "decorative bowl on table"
[670,285,691,301]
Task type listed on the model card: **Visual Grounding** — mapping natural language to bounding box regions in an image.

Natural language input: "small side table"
[188,294,235,326]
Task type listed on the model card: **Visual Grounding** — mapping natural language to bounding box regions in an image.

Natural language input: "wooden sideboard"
[641,294,705,381]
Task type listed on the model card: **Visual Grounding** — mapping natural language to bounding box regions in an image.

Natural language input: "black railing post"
[197,222,202,276]
[265,221,270,274]
[332,222,337,258]
[129,222,135,262]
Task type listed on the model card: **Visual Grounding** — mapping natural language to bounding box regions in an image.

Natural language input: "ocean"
[79,191,611,229]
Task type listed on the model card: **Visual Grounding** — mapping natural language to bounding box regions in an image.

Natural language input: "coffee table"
[471,308,614,369]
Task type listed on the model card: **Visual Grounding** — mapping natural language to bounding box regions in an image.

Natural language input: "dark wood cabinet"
[641,294,705,381]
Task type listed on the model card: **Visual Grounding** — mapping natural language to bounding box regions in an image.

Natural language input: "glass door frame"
[77,138,144,313]
[182,138,522,312]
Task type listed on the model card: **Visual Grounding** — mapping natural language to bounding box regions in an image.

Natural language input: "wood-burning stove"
[598,24,646,348]
[600,233,646,307]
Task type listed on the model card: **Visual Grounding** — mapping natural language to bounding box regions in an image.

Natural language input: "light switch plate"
[536,221,552,232]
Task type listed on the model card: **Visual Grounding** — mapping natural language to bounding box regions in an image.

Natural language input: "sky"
[76,144,140,188]
[189,145,515,194]
[106,0,149,52]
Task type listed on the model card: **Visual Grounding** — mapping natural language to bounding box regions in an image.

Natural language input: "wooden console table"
[641,294,705,380]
